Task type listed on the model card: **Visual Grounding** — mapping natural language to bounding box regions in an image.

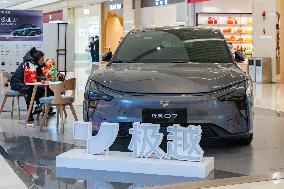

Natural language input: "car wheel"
[236,134,253,146]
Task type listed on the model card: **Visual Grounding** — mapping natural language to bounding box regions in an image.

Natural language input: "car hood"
[90,63,247,94]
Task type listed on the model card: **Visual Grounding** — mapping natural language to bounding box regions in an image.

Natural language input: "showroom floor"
[1,63,284,188]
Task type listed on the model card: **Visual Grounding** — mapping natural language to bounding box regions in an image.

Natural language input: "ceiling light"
[0,0,9,4]
[84,7,90,15]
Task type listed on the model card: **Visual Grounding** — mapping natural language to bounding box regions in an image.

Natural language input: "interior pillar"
[279,0,284,82]
[134,0,141,29]
[252,0,277,82]
[123,0,136,34]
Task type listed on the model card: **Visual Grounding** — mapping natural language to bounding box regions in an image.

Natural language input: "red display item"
[24,66,31,83]
[230,36,236,42]
[223,28,232,33]
[227,17,234,25]
[208,17,214,24]
[30,70,37,83]
[214,18,218,24]
[236,28,243,33]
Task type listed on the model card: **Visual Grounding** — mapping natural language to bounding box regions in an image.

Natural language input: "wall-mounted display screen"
[0,9,43,41]
[0,9,43,73]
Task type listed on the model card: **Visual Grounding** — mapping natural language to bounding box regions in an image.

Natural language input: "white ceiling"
[0,0,31,9]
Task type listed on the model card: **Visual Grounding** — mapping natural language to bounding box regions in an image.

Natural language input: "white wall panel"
[43,23,75,72]
[195,0,253,13]
[141,3,187,28]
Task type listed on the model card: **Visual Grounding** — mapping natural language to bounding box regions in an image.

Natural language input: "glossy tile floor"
[0,106,283,188]
[0,62,284,188]
[0,154,27,189]
[254,83,284,113]
[207,179,284,189]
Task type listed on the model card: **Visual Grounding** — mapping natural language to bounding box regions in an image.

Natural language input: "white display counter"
[56,149,214,178]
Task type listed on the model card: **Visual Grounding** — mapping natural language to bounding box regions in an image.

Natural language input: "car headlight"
[218,81,251,119]
[89,91,113,101]
[217,82,246,102]
[86,80,113,101]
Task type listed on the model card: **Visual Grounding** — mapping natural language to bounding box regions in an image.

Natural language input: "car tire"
[236,134,253,146]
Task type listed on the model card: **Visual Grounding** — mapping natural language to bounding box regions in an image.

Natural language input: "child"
[43,59,65,81]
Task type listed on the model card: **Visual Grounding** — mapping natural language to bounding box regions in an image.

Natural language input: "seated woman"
[10,47,47,122]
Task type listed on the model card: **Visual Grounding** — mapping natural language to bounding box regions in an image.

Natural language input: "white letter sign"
[73,122,203,162]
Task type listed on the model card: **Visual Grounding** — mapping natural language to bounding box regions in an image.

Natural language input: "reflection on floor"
[0,107,283,188]
[207,179,284,189]
[0,153,27,189]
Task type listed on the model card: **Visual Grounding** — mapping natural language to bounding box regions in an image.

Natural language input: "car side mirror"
[102,51,113,62]
[234,51,246,63]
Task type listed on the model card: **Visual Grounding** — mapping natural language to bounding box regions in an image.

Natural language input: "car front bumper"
[83,93,253,139]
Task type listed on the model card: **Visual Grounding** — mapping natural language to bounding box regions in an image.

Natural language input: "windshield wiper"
[112,60,134,63]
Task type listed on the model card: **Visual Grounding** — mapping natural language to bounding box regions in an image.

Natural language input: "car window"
[112,30,234,63]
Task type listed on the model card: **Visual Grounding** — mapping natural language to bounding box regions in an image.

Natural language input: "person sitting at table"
[44,59,65,81]
[10,47,47,122]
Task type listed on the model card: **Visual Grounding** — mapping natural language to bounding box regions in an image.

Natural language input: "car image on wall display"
[83,27,254,147]
[11,24,43,36]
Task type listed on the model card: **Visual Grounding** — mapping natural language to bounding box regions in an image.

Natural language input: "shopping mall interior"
[0,0,284,188]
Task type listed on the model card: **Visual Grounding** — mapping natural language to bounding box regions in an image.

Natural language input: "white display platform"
[56,149,214,178]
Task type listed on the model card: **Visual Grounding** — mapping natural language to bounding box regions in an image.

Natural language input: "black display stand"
[56,23,68,76]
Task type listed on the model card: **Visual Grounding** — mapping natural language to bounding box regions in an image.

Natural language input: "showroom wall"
[277,0,284,82]
[74,5,101,61]
[253,0,277,82]
[196,0,279,82]
[101,2,124,53]
[139,0,254,29]
[195,0,253,13]
[123,0,135,34]
[140,2,188,27]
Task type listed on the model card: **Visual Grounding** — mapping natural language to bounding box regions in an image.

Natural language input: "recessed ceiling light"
[83,8,90,15]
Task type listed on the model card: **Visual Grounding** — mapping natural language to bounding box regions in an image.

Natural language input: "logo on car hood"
[160,101,170,108]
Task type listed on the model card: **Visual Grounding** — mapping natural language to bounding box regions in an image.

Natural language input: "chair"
[39,78,78,132]
[0,72,24,119]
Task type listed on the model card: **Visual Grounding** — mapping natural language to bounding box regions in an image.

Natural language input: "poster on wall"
[0,9,43,73]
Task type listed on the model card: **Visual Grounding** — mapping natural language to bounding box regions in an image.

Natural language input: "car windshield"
[112,29,234,63]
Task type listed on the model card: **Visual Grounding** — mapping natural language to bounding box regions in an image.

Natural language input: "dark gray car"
[84,27,254,146]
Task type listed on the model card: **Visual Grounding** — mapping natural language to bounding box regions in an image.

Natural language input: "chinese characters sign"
[0,10,17,26]
[129,123,165,159]
[74,122,204,162]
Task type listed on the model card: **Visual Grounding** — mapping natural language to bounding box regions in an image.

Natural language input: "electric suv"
[84,27,254,146]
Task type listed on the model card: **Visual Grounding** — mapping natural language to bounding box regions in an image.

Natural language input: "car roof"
[131,26,224,39]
